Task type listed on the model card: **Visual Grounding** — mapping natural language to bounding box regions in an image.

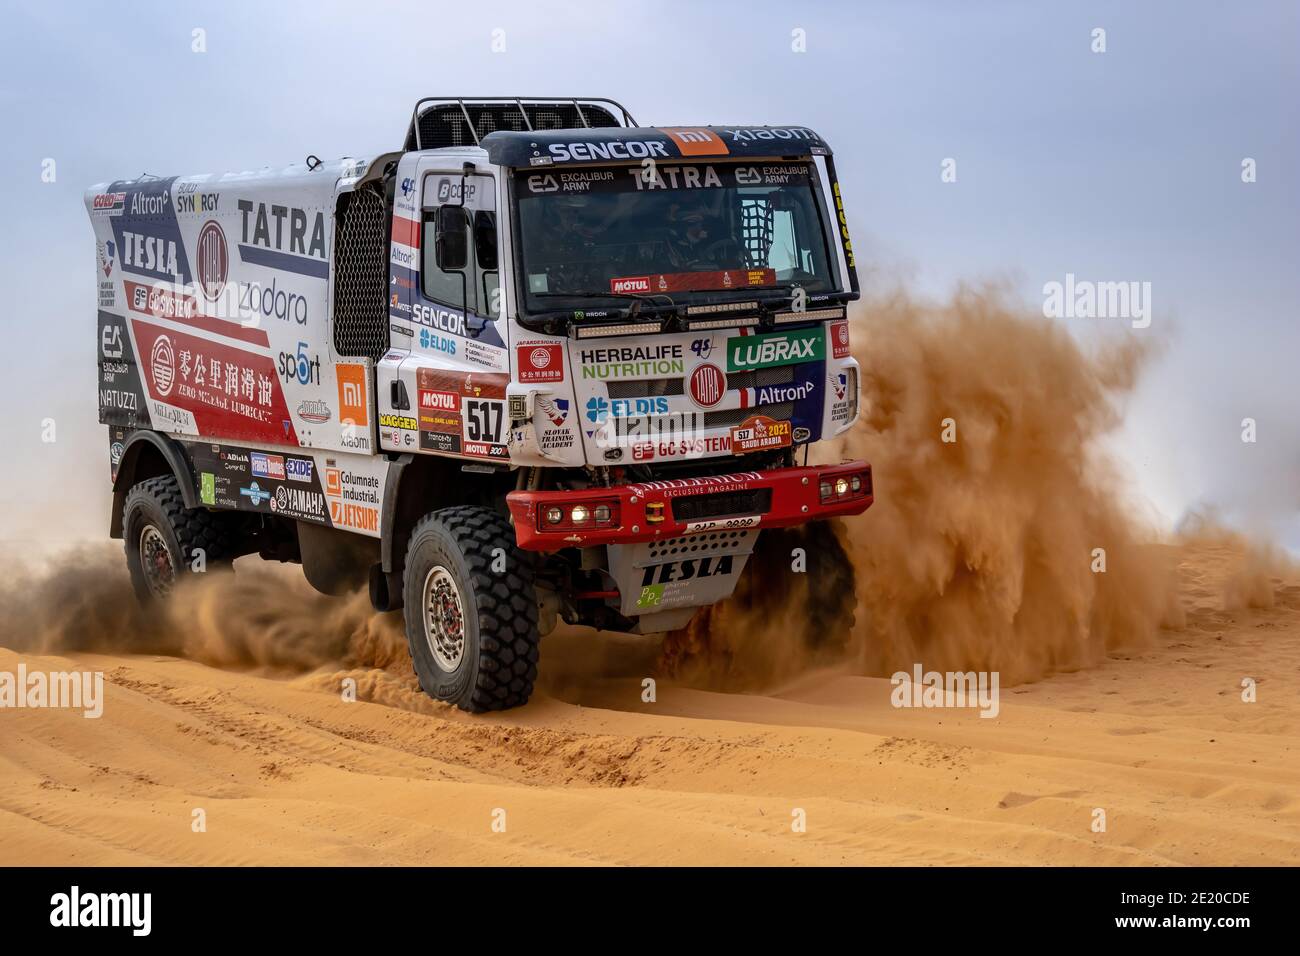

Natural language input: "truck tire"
[123,475,237,604]
[402,506,540,712]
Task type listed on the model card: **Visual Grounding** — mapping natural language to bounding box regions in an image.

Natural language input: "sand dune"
[1,540,1296,866]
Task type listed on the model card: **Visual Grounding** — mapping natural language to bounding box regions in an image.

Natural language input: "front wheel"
[122,475,238,604]
[402,506,541,712]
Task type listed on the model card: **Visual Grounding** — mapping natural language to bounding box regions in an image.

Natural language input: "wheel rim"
[422,566,465,671]
[138,524,176,598]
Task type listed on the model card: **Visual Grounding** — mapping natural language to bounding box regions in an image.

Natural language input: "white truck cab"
[88,97,873,712]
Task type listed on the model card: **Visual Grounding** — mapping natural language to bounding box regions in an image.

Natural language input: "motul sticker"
[611,275,651,294]
[610,269,775,295]
[518,343,564,383]
[730,415,792,454]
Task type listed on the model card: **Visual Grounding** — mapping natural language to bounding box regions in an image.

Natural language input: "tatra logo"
[195,220,228,302]
[237,200,326,260]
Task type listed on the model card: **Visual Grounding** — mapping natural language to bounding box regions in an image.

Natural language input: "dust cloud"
[0,546,407,675]
[665,285,1189,689]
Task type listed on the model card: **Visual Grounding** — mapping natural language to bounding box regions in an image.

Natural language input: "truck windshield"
[514,160,836,312]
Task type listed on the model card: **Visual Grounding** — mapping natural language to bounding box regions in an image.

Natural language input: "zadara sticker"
[517,343,564,383]
[729,415,792,454]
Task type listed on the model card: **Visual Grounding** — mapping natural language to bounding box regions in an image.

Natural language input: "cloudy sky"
[0,0,1295,546]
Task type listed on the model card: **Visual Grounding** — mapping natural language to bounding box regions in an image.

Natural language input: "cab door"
[378,163,510,458]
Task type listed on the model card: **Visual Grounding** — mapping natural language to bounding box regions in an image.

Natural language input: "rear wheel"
[402,506,540,712]
[123,475,238,603]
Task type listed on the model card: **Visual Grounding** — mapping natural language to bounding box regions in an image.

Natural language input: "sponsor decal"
[240,481,271,506]
[831,372,847,402]
[126,280,199,321]
[109,178,192,285]
[435,178,476,203]
[250,452,286,481]
[149,336,176,397]
[236,199,327,279]
[109,441,125,465]
[793,426,811,442]
[661,128,730,156]
[379,413,418,431]
[546,140,670,163]
[688,363,726,408]
[611,276,650,294]
[176,181,220,214]
[585,396,670,423]
[200,472,216,505]
[419,327,457,354]
[238,276,309,325]
[726,328,823,372]
[831,320,851,359]
[296,399,331,424]
[625,472,762,498]
[411,302,467,337]
[286,457,314,483]
[755,379,815,405]
[608,269,774,294]
[336,363,369,427]
[91,192,126,215]
[100,321,124,359]
[640,554,736,586]
[270,484,326,520]
[97,242,117,307]
[579,344,684,380]
[132,319,296,445]
[518,343,564,383]
[330,500,379,533]
[637,584,663,608]
[730,415,792,454]
[833,181,855,270]
[278,342,321,385]
[196,220,228,301]
[537,397,570,427]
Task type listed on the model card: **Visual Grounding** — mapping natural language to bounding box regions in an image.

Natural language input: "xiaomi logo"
[661,128,729,156]
[336,363,369,427]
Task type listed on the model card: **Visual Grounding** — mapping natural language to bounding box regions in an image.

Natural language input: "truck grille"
[670,488,773,523]
[704,401,793,428]
[605,365,794,399]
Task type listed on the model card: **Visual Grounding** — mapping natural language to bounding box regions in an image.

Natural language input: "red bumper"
[506,461,872,552]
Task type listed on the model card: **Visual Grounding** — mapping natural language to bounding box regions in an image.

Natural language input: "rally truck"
[86,97,873,711]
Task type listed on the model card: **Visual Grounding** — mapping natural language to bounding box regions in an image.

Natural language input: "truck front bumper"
[506,461,872,552]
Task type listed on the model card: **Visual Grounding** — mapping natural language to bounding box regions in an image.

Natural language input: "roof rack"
[405,97,639,151]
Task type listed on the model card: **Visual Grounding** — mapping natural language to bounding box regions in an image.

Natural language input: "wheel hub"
[139,524,176,598]
[422,566,465,671]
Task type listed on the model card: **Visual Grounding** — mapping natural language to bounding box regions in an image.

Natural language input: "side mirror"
[435,206,469,272]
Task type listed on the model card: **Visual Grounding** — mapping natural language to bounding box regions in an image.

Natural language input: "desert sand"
[0,539,1296,866]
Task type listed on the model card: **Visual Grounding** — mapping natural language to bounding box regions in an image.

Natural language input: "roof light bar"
[685,315,761,331]
[772,307,846,324]
[686,301,758,315]
[574,321,662,339]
